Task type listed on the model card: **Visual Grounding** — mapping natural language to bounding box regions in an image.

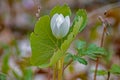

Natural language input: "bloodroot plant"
[30,4,107,80]
[30,4,87,80]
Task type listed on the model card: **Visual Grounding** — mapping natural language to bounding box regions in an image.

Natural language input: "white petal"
[52,23,61,38]
[59,14,64,19]
[65,16,70,27]
[51,13,59,29]
[59,19,70,38]
[56,14,64,28]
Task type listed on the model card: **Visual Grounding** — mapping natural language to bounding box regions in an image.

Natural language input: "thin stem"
[53,64,57,80]
[94,57,99,80]
[58,57,64,80]
[48,67,51,80]
[63,60,73,71]
[107,71,110,80]
[94,16,106,80]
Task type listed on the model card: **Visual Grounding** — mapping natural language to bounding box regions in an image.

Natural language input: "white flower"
[51,13,70,39]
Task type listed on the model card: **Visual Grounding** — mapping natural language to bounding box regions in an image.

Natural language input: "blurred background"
[0,0,120,80]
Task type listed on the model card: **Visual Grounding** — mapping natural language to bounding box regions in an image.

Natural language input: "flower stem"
[58,57,64,80]
[53,64,57,80]
[94,16,106,80]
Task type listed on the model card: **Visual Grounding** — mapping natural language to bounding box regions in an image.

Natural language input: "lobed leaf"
[73,55,87,65]
[76,40,107,60]
[87,44,106,55]
[30,15,57,67]
[50,4,71,17]
[69,54,87,65]
[73,9,88,32]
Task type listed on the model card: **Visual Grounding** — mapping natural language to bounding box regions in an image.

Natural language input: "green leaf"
[71,55,87,65]
[23,68,32,80]
[64,53,72,64]
[75,57,87,65]
[73,9,87,32]
[87,53,98,60]
[74,40,86,57]
[97,70,107,76]
[0,43,10,74]
[0,73,6,80]
[75,40,107,60]
[75,40,86,49]
[2,53,10,74]
[86,43,107,59]
[30,15,57,67]
[110,64,120,74]
[91,70,107,76]
[50,4,71,17]
[87,44,105,55]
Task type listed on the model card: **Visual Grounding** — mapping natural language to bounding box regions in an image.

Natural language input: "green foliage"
[30,5,88,68]
[50,4,71,17]
[91,70,107,76]
[64,53,72,64]
[2,53,10,74]
[30,15,57,67]
[74,9,88,32]
[110,64,120,74]
[0,73,6,80]
[66,39,107,65]
[75,40,86,49]
[23,68,32,80]
[96,70,107,76]
[1,45,10,74]
[65,40,107,65]
[86,43,107,59]
[91,64,120,76]
[70,54,87,65]
[50,13,87,66]
[75,40,107,60]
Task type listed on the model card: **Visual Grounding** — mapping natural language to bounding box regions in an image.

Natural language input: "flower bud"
[51,13,70,39]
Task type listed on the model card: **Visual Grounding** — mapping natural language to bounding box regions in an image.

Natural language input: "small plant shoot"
[30,4,115,80]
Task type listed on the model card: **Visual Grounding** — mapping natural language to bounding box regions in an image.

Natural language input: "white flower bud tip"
[51,13,70,39]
